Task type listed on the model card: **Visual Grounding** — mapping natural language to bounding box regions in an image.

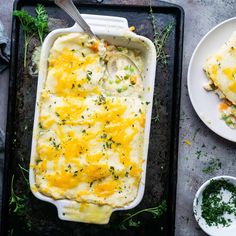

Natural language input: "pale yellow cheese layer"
[204,31,236,104]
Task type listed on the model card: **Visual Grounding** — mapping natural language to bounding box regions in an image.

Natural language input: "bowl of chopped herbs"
[193,176,236,236]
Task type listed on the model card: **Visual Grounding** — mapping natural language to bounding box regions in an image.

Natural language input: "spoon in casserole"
[54,0,141,80]
[107,54,142,83]
[54,0,98,39]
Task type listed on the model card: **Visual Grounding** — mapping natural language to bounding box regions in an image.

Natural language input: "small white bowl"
[193,176,236,236]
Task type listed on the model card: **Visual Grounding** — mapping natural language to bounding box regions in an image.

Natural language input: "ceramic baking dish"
[29,14,156,223]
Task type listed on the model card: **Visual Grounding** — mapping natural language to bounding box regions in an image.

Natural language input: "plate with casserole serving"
[29,14,156,224]
[188,17,236,142]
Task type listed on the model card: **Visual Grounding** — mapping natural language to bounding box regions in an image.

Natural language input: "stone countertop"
[167,1,236,236]
[1,0,236,235]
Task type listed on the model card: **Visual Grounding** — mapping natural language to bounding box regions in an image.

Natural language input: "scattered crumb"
[129,26,135,32]
[184,139,192,146]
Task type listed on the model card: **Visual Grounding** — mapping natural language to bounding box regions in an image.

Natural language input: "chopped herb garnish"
[202,158,222,174]
[101,133,107,139]
[117,46,124,52]
[201,179,236,227]
[86,70,92,81]
[52,140,60,149]
[36,159,42,164]
[96,94,106,105]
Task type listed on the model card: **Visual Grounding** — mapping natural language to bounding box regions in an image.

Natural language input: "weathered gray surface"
[0,0,236,235]
[166,0,236,236]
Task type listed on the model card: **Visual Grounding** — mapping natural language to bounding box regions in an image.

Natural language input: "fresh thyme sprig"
[149,2,174,124]
[18,163,29,186]
[119,200,167,230]
[149,2,174,66]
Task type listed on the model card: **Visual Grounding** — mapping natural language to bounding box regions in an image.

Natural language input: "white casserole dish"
[29,14,156,223]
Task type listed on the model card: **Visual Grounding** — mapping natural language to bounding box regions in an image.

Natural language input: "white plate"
[188,17,236,142]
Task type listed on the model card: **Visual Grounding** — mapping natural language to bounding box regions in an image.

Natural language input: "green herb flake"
[86,70,92,81]
[117,46,124,52]
[201,179,236,227]
[202,158,222,174]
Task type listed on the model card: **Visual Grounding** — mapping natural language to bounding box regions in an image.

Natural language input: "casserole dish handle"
[71,14,130,32]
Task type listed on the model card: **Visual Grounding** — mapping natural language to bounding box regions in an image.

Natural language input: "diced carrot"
[219,102,229,111]
[130,75,137,85]
[89,41,99,52]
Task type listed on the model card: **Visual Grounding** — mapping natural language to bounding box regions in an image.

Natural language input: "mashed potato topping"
[32,33,147,222]
[204,31,236,128]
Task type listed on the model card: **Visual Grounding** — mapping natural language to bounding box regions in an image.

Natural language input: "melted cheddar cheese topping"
[204,31,236,104]
[32,33,147,222]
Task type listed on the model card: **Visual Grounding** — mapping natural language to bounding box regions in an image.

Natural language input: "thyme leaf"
[149,2,174,66]
[119,200,167,230]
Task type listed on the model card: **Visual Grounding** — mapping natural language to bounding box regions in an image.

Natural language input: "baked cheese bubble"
[33,33,147,223]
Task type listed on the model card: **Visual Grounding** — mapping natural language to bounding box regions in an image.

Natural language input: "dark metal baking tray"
[1,0,184,235]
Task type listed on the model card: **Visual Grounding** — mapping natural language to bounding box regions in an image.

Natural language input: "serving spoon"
[54,0,98,39]
[54,0,141,80]
[107,54,142,81]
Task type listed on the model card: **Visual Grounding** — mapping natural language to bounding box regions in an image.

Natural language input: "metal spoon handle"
[54,0,97,38]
